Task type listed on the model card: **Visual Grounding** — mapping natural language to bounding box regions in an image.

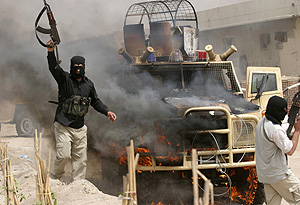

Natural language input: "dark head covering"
[265,96,288,125]
[70,56,85,79]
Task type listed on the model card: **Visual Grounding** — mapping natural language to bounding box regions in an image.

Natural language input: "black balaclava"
[70,56,85,79]
[265,96,288,125]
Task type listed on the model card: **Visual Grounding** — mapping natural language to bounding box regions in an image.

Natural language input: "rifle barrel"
[283,82,300,93]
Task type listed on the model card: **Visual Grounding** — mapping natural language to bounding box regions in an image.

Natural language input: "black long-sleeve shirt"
[47,51,109,129]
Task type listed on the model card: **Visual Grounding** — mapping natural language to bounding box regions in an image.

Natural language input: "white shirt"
[255,117,293,184]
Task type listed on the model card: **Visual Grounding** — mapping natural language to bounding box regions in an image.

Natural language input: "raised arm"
[46,40,65,84]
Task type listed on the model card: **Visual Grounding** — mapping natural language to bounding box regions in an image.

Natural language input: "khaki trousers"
[264,172,300,205]
[52,122,87,181]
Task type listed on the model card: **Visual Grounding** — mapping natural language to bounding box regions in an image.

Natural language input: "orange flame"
[136,148,152,166]
[229,166,258,205]
[157,134,166,143]
[155,151,180,162]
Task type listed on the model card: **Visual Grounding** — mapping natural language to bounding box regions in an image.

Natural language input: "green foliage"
[36,192,57,205]
[13,176,18,190]
[9,188,15,192]
[20,193,26,202]
[1,176,27,203]
[51,190,57,205]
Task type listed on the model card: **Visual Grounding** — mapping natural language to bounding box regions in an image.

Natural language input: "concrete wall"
[198,0,300,31]
[197,0,300,80]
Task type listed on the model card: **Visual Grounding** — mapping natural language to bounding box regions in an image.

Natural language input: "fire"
[137,156,152,166]
[150,202,188,205]
[119,154,127,165]
[120,122,182,166]
[107,142,127,165]
[155,151,180,162]
[136,148,152,167]
[182,172,185,178]
[219,174,226,178]
[153,124,182,165]
[119,147,153,166]
[157,134,166,143]
[228,169,235,176]
[229,166,258,205]
[187,147,216,154]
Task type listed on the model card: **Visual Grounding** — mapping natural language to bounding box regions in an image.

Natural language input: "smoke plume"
[0,0,180,159]
[0,1,253,201]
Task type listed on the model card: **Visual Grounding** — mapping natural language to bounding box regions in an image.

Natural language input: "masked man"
[256,96,300,204]
[46,40,117,181]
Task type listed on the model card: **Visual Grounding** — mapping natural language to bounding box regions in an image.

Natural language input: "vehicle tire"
[229,167,265,205]
[100,157,124,195]
[15,112,39,136]
[252,182,266,205]
[137,171,155,205]
[137,171,193,204]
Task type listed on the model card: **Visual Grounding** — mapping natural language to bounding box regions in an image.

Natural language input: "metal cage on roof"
[124,0,198,28]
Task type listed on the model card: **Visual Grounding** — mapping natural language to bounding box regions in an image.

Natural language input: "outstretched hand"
[107,111,117,122]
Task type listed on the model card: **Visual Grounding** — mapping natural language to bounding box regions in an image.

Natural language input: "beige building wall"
[197,0,300,80]
[281,18,300,77]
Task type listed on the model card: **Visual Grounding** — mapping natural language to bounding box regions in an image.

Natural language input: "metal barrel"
[140,47,154,62]
[220,45,237,60]
[118,48,134,63]
[205,45,216,61]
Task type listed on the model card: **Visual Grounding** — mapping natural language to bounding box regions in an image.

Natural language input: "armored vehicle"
[113,0,283,204]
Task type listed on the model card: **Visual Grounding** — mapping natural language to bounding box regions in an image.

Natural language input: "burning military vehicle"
[98,0,282,204]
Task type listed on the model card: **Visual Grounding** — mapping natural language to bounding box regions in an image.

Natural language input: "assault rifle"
[287,91,300,139]
[35,0,61,64]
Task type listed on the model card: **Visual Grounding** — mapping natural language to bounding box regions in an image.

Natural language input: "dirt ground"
[0,124,122,205]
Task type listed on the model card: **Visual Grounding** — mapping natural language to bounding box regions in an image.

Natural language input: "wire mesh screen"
[140,62,242,93]
[166,1,196,23]
[232,120,256,148]
[125,0,197,27]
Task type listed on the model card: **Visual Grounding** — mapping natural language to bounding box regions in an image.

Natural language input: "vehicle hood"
[163,95,260,116]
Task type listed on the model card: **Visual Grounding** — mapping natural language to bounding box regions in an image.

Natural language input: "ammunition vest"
[62,95,91,117]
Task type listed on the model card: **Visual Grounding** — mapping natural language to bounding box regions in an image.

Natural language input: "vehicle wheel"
[16,112,39,136]
[99,157,124,195]
[137,171,155,205]
[252,182,266,205]
[229,167,265,205]
[137,171,193,204]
